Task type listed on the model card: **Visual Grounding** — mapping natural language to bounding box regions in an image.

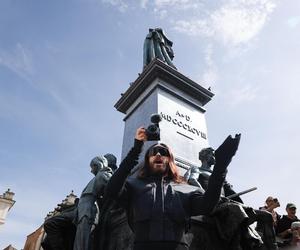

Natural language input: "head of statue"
[89,156,108,175]
[158,28,174,59]
[138,143,183,183]
[199,147,215,168]
[104,153,117,172]
[150,28,174,60]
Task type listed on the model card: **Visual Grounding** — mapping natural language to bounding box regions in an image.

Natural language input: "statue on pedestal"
[143,28,176,69]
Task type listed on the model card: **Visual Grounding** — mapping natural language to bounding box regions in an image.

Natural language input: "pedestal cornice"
[115,59,214,114]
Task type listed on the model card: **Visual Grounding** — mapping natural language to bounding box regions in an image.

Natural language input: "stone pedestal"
[115,59,214,174]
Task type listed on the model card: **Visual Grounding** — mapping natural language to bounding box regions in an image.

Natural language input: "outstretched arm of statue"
[190,134,241,215]
[184,167,206,193]
[105,127,146,198]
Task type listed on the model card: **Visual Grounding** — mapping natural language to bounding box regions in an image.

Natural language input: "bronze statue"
[42,199,78,250]
[185,143,279,250]
[73,156,113,250]
[185,146,243,203]
[143,28,176,69]
[184,147,214,193]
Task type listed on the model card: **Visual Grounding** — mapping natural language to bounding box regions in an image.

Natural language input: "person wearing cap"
[106,127,240,250]
[73,155,113,250]
[276,203,300,240]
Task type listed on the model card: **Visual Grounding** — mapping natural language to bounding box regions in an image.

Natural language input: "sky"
[0,0,300,248]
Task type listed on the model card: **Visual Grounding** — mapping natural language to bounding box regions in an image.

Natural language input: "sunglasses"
[149,146,170,157]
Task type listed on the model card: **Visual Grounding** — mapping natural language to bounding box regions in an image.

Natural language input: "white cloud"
[173,19,213,37]
[287,16,300,29]
[201,44,218,88]
[99,0,276,46]
[0,43,34,81]
[153,0,202,10]
[140,0,149,9]
[225,84,259,106]
[153,8,168,19]
[101,0,128,12]
[202,70,218,88]
[211,0,276,46]
[173,0,277,47]
[102,0,202,13]
[151,0,204,20]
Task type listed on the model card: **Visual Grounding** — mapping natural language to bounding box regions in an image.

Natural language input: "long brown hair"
[138,143,185,183]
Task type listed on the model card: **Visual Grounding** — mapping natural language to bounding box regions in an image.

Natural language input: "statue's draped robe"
[143,28,176,69]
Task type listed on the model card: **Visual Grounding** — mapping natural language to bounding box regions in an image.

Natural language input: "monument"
[23,28,270,250]
[112,28,274,250]
[115,29,213,175]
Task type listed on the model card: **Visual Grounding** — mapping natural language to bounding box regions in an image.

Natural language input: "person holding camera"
[105,126,240,250]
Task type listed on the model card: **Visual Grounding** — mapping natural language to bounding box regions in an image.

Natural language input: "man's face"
[206,151,216,166]
[287,207,297,218]
[266,198,275,207]
[148,146,170,175]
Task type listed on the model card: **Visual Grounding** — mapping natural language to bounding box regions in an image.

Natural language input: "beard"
[149,158,169,175]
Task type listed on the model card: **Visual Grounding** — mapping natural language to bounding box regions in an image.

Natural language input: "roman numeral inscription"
[160,111,207,140]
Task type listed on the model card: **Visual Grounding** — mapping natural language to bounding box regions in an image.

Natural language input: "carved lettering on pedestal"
[176,111,191,122]
[160,111,207,139]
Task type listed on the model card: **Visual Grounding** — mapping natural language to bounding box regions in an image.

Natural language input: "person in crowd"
[105,127,240,250]
[290,221,300,246]
[260,196,281,226]
[276,203,300,241]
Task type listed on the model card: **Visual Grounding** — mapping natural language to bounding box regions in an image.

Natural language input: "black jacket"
[106,139,228,246]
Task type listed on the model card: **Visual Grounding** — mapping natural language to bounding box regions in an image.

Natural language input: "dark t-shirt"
[276,215,299,238]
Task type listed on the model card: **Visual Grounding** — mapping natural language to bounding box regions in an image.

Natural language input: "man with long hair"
[106,127,240,250]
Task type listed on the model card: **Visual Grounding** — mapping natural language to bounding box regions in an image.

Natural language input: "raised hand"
[135,127,147,141]
[214,134,241,172]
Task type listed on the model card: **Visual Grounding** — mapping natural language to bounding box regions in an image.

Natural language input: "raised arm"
[190,134,241,215]
[105,127,146,198]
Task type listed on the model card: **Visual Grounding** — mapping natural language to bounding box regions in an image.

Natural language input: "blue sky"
[1,0,300,248]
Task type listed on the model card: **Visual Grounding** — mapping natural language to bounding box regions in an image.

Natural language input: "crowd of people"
[41,126,299,250]
[259,196,300,248]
